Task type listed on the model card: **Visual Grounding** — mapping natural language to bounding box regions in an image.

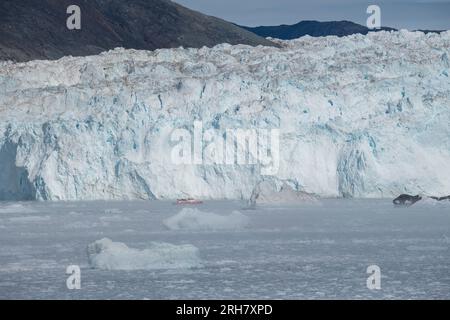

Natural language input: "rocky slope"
[0,0,275,62]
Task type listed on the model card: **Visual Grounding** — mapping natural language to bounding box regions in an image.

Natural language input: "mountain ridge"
[240,20,444,40]
[0,0,275,62]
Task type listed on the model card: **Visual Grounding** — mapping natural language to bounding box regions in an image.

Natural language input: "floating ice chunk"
[249,181,319,205]
[8,215,50,223]
[163,208,249,231]
[406,245,448,251]
[99,215,130,222]
[414,197,450,207]
[0,204,36,214]
[87,238,201,271]
[104,209,123,215]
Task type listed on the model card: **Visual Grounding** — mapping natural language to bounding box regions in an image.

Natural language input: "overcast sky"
[175,0,450,30]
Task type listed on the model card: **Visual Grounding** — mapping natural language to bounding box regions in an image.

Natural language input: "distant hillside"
[241,20,397,39]
[416,29,446,34]
[0,0,275,62]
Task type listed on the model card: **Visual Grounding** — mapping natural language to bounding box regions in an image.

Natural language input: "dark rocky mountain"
[241,20,397,40]
[416,29,446,34]
[0,0,275,62]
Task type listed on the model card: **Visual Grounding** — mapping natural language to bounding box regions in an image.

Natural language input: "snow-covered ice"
[87,238,201,271]
[0,199,450,299]
[163,207,249,231]
[1,31,449,200]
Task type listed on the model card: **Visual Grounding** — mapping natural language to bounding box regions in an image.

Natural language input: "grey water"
[0,199,449,299]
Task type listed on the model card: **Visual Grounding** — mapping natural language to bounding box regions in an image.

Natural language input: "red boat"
[176,198,203,205]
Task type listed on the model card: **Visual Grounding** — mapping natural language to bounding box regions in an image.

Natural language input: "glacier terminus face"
[0,31,449,201]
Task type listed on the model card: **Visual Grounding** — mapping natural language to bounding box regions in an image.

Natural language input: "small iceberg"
[249,181,320,206]
[164,208,249,231]
[87,238,201,271]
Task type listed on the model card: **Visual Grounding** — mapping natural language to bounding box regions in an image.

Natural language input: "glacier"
[0,30,449,201]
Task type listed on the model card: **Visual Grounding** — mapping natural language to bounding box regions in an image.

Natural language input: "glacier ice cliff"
[0,31,449,200]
